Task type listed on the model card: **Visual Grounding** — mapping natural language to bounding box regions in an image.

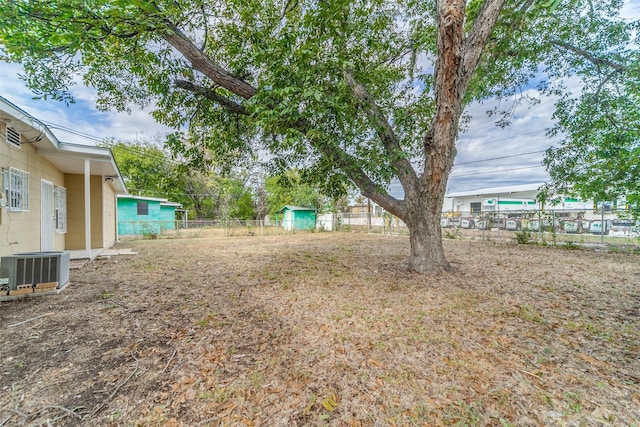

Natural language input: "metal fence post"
[538,210,542,242]
[601,204,605,244]
[552,210,556,245]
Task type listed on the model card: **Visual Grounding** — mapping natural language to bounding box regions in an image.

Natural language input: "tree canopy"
[542,5,640,207]
[106,140,256,219]
[264,170,326,216]
[0,0,634,273]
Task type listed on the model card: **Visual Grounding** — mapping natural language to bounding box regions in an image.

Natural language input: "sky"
[1,0,639,196]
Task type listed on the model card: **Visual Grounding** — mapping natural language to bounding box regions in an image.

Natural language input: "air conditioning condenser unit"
[1,251,70,295]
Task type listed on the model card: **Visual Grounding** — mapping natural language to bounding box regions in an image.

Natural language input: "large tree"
[0,0,630,274]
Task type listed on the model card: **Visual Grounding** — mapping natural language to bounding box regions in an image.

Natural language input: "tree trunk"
[405,190,450,275]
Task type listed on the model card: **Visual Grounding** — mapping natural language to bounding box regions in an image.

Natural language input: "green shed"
[278,206,317,231]
[117,195,182,237]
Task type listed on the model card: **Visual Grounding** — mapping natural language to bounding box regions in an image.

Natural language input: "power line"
[39,118,554,180]
[40,116,553,151]
[449,164,545,178]
[457,128,550,146]
[453,150,546,166]
[40,121,107,144]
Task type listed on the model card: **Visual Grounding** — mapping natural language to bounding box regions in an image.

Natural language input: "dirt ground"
[0,232,639,426]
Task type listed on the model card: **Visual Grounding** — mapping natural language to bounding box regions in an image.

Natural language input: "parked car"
[440,218,451,228]
[526,220,540,231]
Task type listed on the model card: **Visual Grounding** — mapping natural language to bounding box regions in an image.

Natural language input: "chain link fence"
[118,218,318,239]
[118,208,640,248]
[438,209,639,247]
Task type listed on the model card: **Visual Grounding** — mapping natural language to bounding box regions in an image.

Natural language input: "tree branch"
[552,40,626,73]
[594,70,619,101]
[421,0,505,187]
[162,23,257,99]
[343,71,418,196]
[461,0,507,93]
[294,119,406,218]
[163,24,405,216]
[174,80,250,115]
[174,78,405,216]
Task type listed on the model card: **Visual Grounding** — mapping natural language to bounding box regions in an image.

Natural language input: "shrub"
[515,229,532,244]
[444,227,462,239]
[562,240,580,250]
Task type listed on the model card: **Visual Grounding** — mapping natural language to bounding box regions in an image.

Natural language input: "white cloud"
[621,0,640,20]
[442,91,559,193]
[0,62,174,145]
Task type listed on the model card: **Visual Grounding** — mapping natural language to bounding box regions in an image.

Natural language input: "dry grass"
[0,232,638,426]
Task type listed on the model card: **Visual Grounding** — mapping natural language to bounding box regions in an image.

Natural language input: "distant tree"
[175,168,218,219]
[253,185,269,220]
[230,189,257,220]
[168,169,257,220]
[106,140,174,197]
[107,140,255,219]
[265,170,325,216]
[330,194,353,215]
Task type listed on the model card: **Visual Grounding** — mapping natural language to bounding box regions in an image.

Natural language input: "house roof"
[446,183,545,198]
[118,194,169,203]
[117,194,182,208]
[278,205,317,212]
[0,96,127,193]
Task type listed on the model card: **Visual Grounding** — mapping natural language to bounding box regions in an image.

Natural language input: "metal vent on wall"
[6,127,20,147]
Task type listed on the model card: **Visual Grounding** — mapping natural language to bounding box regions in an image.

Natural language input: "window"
[137,201,149,216]
[470,202,481,214]
[55,186,67,233]
[3,168,29,211]
[6,127,20,148]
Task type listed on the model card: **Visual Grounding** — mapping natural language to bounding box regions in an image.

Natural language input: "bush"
[444,227,462,239]
[515,229,532,244]
[562,240,580,250]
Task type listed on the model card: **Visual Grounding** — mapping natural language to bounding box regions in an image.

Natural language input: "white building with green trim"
[443,183,594,215]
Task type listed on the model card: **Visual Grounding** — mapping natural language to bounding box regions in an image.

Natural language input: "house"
[277,206,317,231]
[117,195,183,237]
[0,96,127,259]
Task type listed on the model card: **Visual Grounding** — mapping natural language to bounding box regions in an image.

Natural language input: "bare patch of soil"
[1,232,639,426]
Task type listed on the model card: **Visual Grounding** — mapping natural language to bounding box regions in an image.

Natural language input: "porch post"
[115,194,120,243]
[84,159,91,258]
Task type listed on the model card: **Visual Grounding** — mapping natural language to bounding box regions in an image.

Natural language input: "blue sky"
[1,0,639,195]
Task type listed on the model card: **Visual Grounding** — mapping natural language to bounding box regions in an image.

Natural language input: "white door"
[41,180,55,251]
